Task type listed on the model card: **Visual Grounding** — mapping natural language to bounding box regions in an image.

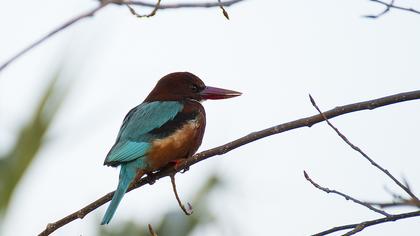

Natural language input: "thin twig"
[366,0,420,18]
[384,185,405,201]
[170,174,193,215]
[365,0,394,18]
[148,223,158,236]
[0,0,245,73]
[309,94,419,201]
[365,199,420,208]
[303,171,390,216]
[127,0,162,18]
[312,210,420,236]
[38,90,420,236]
[368,185,420,208]
[0,1,112,73]
[218,0,230,19]
[125,0,244,9]
[366,192,420,208]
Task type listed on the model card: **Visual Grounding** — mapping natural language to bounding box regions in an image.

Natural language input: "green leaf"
[0,68,67,215]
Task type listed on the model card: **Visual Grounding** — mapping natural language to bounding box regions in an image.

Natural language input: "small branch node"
[366,0,420,18]
[77,211,85,219]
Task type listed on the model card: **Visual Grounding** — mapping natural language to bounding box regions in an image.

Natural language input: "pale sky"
[1,0,420,235]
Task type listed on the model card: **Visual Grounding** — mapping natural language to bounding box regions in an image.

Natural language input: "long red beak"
[200,86,242,100]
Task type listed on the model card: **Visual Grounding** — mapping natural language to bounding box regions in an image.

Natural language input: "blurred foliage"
[99,175,222,236]
[0,70,66,216]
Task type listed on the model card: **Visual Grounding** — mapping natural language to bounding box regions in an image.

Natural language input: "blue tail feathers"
[101,164,137,225]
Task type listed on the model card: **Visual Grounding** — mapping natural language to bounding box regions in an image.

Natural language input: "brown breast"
[145,119,202,171]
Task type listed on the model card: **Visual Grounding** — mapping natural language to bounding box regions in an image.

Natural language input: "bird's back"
[104,100,205,172]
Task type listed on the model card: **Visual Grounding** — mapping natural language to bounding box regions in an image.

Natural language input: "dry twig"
[312,210,420,236]
[303,171,390,216]
[309,94,419,201]
[0,0,244,73]
[148,223,158,236]
[127,0,162,18]
[366,0,420,18]
[218,0,230,19]
[170,174,193,215]
[127,0,244,9]
[0,1,111,73]
[38,90,420,236]
[307,94,420,235]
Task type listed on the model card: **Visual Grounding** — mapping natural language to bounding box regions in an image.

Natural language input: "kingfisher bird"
[101,72,241,225]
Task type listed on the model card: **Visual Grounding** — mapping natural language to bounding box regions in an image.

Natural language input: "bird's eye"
[190,84,199,93]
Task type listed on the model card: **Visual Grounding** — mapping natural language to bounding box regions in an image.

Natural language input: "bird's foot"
[146,173,156,185]
[172,159,189,173]
[180,165,190,174]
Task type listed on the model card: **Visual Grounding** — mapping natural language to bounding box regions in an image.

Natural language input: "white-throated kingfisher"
[101,72,241,224]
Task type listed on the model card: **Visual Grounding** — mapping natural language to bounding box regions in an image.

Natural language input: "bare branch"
[170,174,193,215]
[304,171,390,216]
[125,0,245,9]
[0,1,111,73]
[0,0,245,73]
[366,199,420,208]
[312,210,420,236]
[127,0,162,18]
[148,223,158,236]
[218,0,230,19]
[366,0,420,18]
[365,0,394,18]
[309,94,419,201]
[38,90,420,236]
[364,185,420,209]
[365,188,420,209]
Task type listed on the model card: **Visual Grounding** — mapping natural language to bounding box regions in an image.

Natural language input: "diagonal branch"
[218,0,230,19]
[38,90,420,236]
[366,187,420,208]
[312,210,420,236]
[304,171,390,216]
[366,0,420,18]
[148,223,158,236]
[365,0,394,18]
[0,0,245,73]
[366,199,420,208]
[0,1,111,73]
[309,94,419,201]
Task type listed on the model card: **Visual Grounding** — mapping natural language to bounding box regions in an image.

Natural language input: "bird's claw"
[180,166,190,173]
[172,159,188,172]
[147,173,156,185]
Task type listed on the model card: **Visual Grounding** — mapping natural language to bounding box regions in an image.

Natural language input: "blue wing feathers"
[102,102,183,224]
[104,101,183,166]
[105,141,150,165]
[120,101,183,140]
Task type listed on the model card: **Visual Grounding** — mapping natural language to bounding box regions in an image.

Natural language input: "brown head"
[144,72,241,102]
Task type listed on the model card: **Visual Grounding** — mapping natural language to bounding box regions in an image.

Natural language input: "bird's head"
[144,72,241,102]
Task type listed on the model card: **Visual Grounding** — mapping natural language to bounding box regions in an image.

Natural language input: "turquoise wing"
[105,141,150,165]
[119,101,183,140]
[104,101,183,166]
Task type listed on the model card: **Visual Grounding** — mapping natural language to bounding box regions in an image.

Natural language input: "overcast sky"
[1,0,420,235]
